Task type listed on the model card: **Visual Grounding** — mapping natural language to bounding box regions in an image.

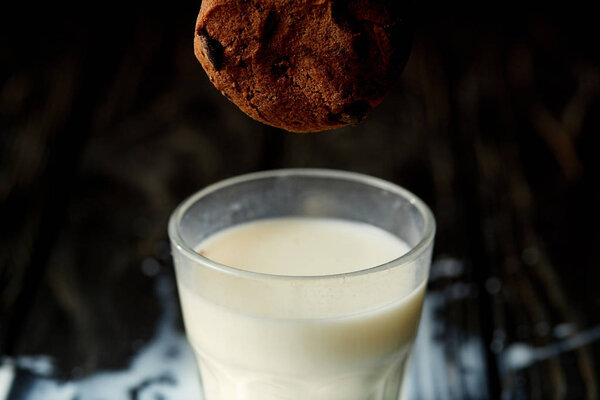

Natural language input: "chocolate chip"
[261,10,279,43]
[329,101,371,125]
[197,29,224,71]
[353,33,369,58]
[331,1,361,33]
[271,57,290,76]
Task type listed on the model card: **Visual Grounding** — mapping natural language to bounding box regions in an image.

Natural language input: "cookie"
[194,0,412,133]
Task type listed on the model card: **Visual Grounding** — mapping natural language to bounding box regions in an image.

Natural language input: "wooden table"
[1,3,599,399]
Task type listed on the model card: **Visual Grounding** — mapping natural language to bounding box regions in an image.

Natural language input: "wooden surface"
[2,3,600,399]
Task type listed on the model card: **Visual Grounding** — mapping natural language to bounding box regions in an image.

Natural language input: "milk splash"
[0,272,203,400]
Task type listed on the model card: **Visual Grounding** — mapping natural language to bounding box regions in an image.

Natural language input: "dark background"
[1,2,600,398]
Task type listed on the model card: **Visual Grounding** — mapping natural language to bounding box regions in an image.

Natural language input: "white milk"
[177,217,425,400]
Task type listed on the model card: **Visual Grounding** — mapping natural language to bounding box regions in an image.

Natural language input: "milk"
[177,217,425,400]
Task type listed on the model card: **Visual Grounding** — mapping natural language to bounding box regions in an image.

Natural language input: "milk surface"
[177,217,425,400]
[197,217,410,276]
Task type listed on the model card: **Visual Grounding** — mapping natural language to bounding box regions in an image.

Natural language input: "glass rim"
[168,168,436,281]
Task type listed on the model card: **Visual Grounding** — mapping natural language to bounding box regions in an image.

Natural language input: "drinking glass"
[169,169,435,400]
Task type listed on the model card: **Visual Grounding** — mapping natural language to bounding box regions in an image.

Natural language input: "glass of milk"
[169,169,435,400]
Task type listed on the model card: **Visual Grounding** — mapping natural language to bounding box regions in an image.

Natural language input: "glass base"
[195,348,411,400]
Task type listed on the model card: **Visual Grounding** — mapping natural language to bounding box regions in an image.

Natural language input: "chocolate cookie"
[194,0,411,133]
